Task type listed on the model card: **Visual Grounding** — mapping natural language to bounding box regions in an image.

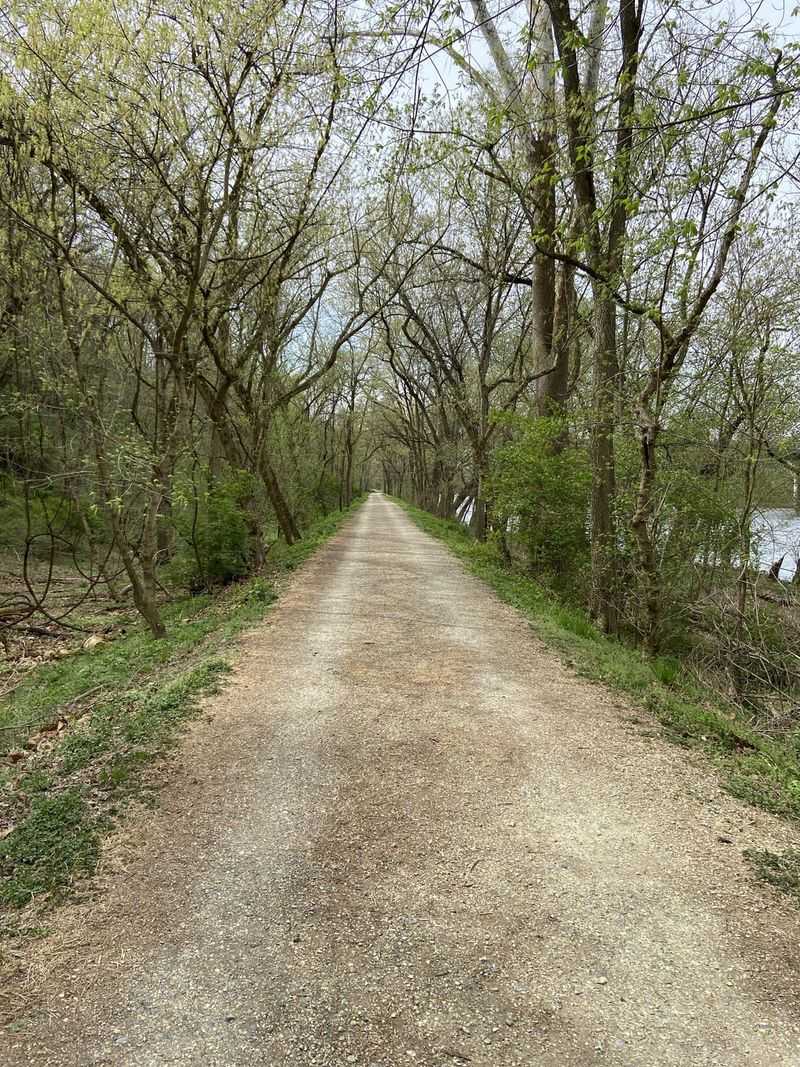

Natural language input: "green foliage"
[652,438,740,580]
[0,791,99,907]
[488,416,590,595]
[171,467,253,590]
[310,472,343,516]
[265,409,346,531]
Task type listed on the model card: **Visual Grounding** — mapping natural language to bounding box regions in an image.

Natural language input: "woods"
[2,0,800,714]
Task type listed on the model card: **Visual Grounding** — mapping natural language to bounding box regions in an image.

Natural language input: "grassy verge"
[0,498,363,924]
[744,848,800,903]
[399,502,800,838]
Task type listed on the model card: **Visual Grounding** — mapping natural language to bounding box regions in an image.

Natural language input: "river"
[754,508,800,581]
[458,500,800,581]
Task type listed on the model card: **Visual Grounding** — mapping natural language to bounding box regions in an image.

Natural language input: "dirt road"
[5,493,800,1066]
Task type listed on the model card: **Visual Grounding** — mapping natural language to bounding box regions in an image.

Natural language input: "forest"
[2,0,800,731]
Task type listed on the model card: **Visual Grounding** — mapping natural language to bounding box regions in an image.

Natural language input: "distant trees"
[363,0,798,645]
[373,156,545,538]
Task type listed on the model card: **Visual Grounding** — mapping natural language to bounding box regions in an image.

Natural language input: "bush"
[489,416,591,595]
[171,468,252,590]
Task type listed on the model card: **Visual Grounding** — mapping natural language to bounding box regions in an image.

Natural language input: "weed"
[0,791,99,907]
[745,848,800,903]
[16,771,52,795]
[246,577,275,604]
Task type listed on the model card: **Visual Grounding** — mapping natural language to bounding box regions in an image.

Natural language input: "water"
[753,508,800,581]
[455,497,800,581]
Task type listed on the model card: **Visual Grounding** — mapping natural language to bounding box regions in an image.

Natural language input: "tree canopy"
[2,0,800,709]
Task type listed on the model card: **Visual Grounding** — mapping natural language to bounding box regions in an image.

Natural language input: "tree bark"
[259,451,301,544]
[589,290,619,634]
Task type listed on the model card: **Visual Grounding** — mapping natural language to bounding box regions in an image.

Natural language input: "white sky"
[414,0,800,97]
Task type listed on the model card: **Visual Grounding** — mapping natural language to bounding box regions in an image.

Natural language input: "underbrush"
[0,477,106,557]
[0,498,363,921]
[399,502,800,831]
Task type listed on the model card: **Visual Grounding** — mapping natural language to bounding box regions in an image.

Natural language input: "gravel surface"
[4,492,800,1066]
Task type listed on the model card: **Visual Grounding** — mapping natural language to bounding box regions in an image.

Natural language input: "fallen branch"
[8,624,68,639]
[0,684,107,738]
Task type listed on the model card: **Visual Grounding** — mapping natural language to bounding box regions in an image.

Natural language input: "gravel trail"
[5,492,800,1066]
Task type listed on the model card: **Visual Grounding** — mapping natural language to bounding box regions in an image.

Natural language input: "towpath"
[5,493,800,1066]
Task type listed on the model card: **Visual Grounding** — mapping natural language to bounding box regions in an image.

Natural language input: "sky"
[412,0,800,98]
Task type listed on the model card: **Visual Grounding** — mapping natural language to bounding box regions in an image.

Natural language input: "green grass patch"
[398,501,800,825]
[0,791,99,907]
[0,498,364,916]
[745,848,800,903]
[0,593,223,752]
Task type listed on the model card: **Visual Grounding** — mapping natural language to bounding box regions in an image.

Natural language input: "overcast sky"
[415,0,800,97]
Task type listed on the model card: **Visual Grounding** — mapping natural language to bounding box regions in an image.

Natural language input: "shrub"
[171,468,252,590]
[488,415,591,595]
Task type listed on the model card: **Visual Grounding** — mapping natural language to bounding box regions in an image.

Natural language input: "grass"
[744,848,800,904]
[398,502,800,833]
[0,792,99,908]
[0,498,364,916]
[1,595,239,752]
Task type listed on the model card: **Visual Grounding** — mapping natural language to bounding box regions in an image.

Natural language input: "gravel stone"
[4,493,800,1066]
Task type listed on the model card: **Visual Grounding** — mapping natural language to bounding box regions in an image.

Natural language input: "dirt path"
[4,493,800,1066]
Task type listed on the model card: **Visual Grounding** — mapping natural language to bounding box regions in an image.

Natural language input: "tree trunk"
[470,493,488,541]
[343,416,354,508]
[768,555,785,582]
[111,500,166,638]
[90,421,166,638]
[139,487,165,636]
[589,290,619,634]
[535,252,572,421]
[260,451,301,544]
[470,457,489,542]
[630,416,661,652]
